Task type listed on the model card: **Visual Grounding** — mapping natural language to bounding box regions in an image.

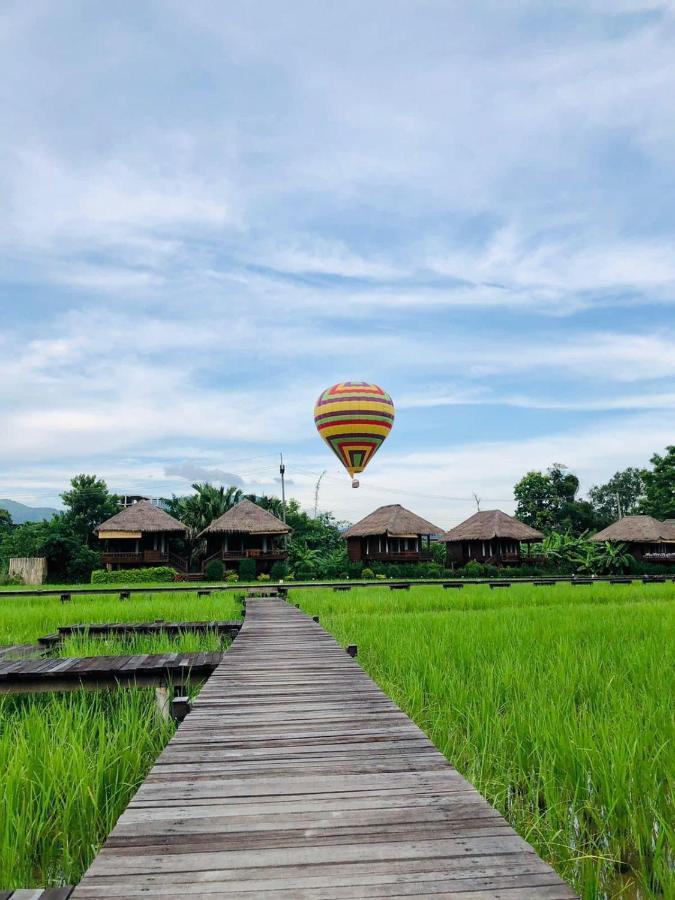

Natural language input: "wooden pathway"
[38,620,241,650]
[0,652,222,694]
[0,889,73,899]
[72,599,576,899]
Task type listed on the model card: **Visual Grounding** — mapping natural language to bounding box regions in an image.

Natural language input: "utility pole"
[314,470,326,519]
[279,452,287,523]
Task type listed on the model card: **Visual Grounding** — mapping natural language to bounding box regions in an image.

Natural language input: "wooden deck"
[72,598,575,898]
[38,620,241,649]
[0,652,222,694]
[0,890,73,899]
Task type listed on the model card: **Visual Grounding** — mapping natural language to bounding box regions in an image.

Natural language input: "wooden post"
[119,590,130,600]
[155,685,170,721]
[346,644,358,658]
[312,615,319,623]
[171,695,192,723]
[60,592,71,603]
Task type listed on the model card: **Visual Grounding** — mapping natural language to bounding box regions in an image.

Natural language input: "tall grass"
[0,589,242,645]
[0,590,239,887]
[296,582,674,899]
[0,689,174,887]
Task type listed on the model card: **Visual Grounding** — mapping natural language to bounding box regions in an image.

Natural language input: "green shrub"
[461,561,486,577]
[225,571,239,583]
[204,559,224,581]
[90,566,176,584]
[375,573,386,580]
[0,573,23,586]
[361,567,375,579]
[270,560,288,581]
[238,558,257,581]
[257,572,270,582]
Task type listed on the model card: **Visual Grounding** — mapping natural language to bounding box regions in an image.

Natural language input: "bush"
[361,567,375,579]
[204,559,224,581]
[257,572,271,581]
[270,560,288,581]
[225,571,239,583]
[91,566,176,584]
[238,558,257,582]
[375,573,386,580]
[0,573,23,586]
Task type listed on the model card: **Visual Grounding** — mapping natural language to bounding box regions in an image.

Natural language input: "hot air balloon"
[314,382,395,487]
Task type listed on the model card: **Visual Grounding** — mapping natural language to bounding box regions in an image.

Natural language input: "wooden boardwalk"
[0,652,222,694]
[72,599,576,899]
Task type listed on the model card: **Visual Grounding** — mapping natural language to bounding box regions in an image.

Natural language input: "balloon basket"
[351,478,360,489]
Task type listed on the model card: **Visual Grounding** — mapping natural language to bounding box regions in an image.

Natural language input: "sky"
[1,0,674,527]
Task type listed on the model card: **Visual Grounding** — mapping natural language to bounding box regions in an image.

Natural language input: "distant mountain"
[0,499,59,524]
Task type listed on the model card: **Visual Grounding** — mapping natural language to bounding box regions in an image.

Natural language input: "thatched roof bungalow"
[95,501,188,571]
[591,515,675,564]
[198,499,291,573]
[343,504,443,564]
[440,510,543,567]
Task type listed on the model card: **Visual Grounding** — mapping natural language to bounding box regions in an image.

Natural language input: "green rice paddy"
[0,582,672,896]
[0,589,242,888]
[296,582,674,899]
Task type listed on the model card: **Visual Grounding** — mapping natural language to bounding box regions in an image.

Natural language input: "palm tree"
[166,483,243,566]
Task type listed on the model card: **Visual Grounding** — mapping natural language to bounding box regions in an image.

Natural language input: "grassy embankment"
[296,581,674,900]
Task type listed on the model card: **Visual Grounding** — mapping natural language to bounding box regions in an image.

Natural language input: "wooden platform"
[0,652,222,694]
[0,889,73,899]
[72,598,576,898]
[38,620,241,649]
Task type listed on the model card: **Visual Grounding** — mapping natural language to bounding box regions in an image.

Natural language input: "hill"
[0,499,59,524]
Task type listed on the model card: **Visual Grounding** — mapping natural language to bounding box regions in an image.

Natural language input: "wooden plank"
[72,599,576,898]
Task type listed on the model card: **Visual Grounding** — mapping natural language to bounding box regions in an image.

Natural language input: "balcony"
[221,550,287,561]
[101,550,169,566]
[363,550,433,563]
[643,552,675,561]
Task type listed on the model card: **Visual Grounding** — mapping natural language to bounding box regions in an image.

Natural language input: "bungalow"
[94,500,188,572]
[343,504,443,564]
[199,499,291,574]
[440,509,543,567]
[591,515,675,565]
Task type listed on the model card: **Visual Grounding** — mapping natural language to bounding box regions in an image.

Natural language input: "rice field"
[296,582,674,900]
[0,588,242,645]
[0,589,242,888]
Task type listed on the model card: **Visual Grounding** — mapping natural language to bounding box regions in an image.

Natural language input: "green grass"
[56,629,225,658]
[0,589,242,645]
[0,589,240,887]
[295,582,674,899]
[0,689,174,887]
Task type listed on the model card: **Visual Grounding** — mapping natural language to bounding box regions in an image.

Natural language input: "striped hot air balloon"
[314,382,395,487]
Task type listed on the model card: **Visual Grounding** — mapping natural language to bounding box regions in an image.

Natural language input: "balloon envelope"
[314,382,395,479]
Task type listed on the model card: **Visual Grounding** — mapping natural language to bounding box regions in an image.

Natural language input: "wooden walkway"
[72,599,576,899]
[38,620,241,650]
[0,889,73,899]
[0,652,222,694]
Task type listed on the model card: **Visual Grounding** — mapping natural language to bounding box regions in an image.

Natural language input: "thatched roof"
[440,510,543,543]
[95,501,187,535]
[199,499,291,536]
[591,515,675,543]
[343,505,443,538]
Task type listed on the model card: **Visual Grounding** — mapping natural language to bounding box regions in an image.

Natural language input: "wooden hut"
[199,499,291,574]
[95,501,188,572]
[591,515,675,564]
[343,504,443,564]
[440,510,543,567]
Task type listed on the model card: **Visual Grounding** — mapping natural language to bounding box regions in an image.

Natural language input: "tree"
[60,475,119,546]
[588,467,647,526]
[514,464,596,534]
[0,508,11,534]
[167,483,243,533]
[641,446,675,520]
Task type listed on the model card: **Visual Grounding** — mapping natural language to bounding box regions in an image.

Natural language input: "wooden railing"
[364,551,433,562]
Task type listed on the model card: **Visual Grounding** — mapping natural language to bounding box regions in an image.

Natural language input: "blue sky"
[1,0,674,526]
